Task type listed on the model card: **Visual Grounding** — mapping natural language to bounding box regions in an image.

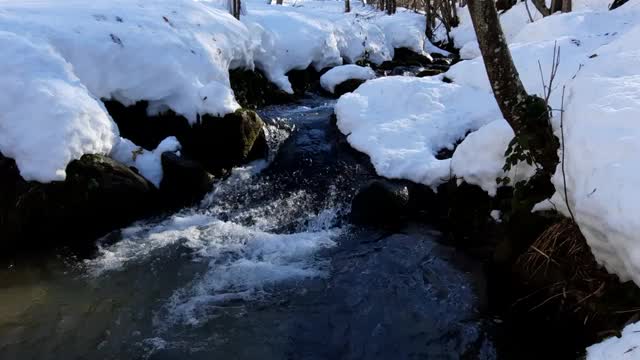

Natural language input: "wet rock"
[105,101,268,176]
[287,66,324,96]
[416,68,446,77]
[332,78,366,97]
[229,68,294,109]
[104,100,191,151]
[351,179,411,224]
[0,153,157,254]
[160,152,214,207]
[433,57,453,66]
[183,109,267,175]
[390,66,422,76]
[392,47,433,67]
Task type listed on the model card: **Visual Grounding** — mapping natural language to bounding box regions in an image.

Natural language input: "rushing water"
[0,95,496,359]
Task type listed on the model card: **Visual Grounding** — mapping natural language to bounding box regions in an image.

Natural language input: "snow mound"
[320,64,376,94]
[451,2,544,59]
[335,76,502,187]
[587,321,640,359]
[449,2,640,288]
[452,120,535,197]
[0,31,118,183]
[246,3,442,92]
[0,0,250,124]
[548,19,640,284]
[110,136,181,187]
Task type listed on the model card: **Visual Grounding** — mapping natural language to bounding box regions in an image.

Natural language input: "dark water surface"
[0,96,495,359]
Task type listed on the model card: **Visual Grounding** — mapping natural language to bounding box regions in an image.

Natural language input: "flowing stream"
[0,95,496,359]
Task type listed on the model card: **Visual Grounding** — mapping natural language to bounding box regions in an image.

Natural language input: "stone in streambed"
[332,78,366,97]
[182,109,267,176]
[350,179,411,224]
[160,152,214,207]
[0,153,157,253]
[229,68,294,108]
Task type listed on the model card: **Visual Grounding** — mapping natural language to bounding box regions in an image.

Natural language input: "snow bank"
[320,65,376,94]
[0,31,118,183]
[448,2,640,288]
[335,76,502,187]
[451,120,535,196]
[452,2,544,59]
[246,2,440,92]
[1,0,444,183]
[587,321,640,359]
[0,0,250,123]
[452,0,621,60]
[335,2,640,295]
[110,136,181,187]
[547,19,640,284]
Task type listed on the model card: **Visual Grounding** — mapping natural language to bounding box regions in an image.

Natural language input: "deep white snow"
[0,31,118,182]
[451,119,535,197]
[0,0,440,184]
[335,76,502,187]
[587,321,640,360]
[320,64,376,94]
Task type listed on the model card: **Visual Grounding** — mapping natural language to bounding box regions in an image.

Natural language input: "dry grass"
[512,218,640,332]
[517,219,595,284]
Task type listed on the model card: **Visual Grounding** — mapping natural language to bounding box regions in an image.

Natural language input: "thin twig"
[524,0,535,22]
[560,85,577,223]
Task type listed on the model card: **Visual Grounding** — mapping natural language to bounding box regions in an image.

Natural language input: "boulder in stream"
[351,179,411,224]
[0,153,157,253]
[183,109,268,176]
[160,152,214,207]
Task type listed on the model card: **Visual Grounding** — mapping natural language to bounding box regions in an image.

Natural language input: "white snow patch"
[335,76,502,187]
[1,0,447,182]
[320,64,376,94]
[0,0,250,123]
[110,136,181,187]
[0,31,118,182]
[452,119,535,197]
[587,321,640,360]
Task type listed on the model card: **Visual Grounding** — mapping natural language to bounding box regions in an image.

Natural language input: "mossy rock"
[416,68,447,78]
[182,109,268,175]
[392,47,433,67]
[160,152,214,207]
[229,68,294,108]
[286,66,323,96]
[0,153,158,255]
[332,78,366,97]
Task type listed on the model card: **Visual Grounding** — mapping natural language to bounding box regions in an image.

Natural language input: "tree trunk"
[451,0,459,26]
[531,0,551,16]
[425,0,433,40]
[345,0,351,12]
[231,0,241,19]
[466,0,559,174]
[562,0,572,12]
[550,0,563,13]
[276,0,283,4]
[610,0,630,10]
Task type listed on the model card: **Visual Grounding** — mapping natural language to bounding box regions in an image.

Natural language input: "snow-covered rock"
[0,31,118,183]
[452,120,535,197]
[111,137,181,188]
[0,0,250,124]
[335,76,502,187]
[320,65,376,94]
[0,0,443,184]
